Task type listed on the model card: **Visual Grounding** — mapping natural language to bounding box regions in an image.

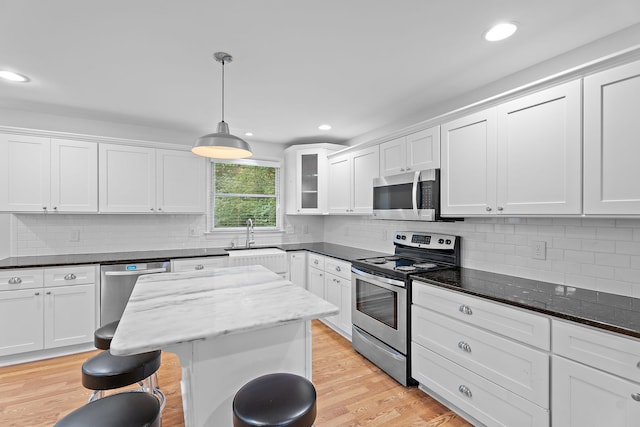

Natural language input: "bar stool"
[94,321,119,350]
[54,391,161,427]
[81,349,165,408]
[233,373,317,427]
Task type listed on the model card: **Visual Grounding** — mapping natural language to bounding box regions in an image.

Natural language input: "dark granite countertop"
[0,243,390,269]
[411,267,640,340]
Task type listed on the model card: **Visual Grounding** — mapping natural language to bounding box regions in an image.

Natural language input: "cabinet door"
[50,139,98,212]
[406,126,440,170]
[351,146,379,214]
[297,151,321,213]
[324,272,342,327]
[0,289,43,356]
[99,144,156,212]
[156,149,205,213]
[584,60,640,214]
[496,81,581,215]
[0,134,51,212]
[44,284,95,349]
[288,251,307,288]
[339,278,352,337]
[379,137,406,176]
[552,356,640,427]
[308,267,325,299]
[327,154,351,214]
[441,109,497,215]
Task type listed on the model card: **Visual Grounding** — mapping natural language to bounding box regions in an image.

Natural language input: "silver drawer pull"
[195,264,204,270]
[8,277,22,285]
[457,341,472,353]
[632,393,640,402]
[458,385,472,398]
[64,273,77,280]
[34,292,40,296]
[314,260,319,265]
[458,304,473,315]
[335,266,341,272]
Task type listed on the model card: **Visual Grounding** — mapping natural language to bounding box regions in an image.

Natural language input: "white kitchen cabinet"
[308,264,324,299]
[0,135,98,212]
[284,144,343,215]
[584,59,640,215]
[0,289,43,357]
[441,80,581,216]
[0,265,97,357]
[287,251,307,288]
[171,256,228,273]
[327,145,379,214]
[379,126,440,176]
[99,144,205,213]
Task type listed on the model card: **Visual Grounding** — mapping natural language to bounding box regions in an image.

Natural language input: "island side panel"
[169,320,311,427]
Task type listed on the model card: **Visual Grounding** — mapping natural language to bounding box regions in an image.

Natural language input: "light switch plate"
[532,240,546,260]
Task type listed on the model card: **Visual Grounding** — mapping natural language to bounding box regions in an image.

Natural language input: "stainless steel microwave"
[372,169,440,221]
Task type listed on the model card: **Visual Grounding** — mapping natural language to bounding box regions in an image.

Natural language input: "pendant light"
[192,52,252,159]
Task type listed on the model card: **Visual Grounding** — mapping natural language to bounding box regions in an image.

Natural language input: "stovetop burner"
[395,265,417,272]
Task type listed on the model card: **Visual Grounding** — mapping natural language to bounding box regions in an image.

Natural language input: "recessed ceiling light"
[0,70,29,82]
[318,124,332,131]
[244,132,253,137]
[484,22,518,42]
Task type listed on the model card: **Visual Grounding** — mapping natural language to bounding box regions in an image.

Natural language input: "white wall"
[323,216,640,299]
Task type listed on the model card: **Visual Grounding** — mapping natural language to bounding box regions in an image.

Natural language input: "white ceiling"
[1,0,640,146]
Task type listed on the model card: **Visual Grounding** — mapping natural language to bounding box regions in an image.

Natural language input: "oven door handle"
[412,170,421,217]
[351,267,406,288]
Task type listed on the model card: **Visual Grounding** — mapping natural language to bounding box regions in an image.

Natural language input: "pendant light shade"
[192,52,252,159]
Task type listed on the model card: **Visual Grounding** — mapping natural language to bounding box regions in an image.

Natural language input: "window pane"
[214,163,275,195]
[214,197,277,228]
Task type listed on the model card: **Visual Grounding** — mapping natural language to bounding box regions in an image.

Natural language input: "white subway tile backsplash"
[564,250,595,264]
[566,226,596,239]
[552,237,582,250]
[616,241,640,255]
[596,227,634,241]
[581,239,616,253]
[594,253,631,268]
[581,264,615,279]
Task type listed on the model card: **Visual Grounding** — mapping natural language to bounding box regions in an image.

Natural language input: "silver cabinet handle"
[406,167,411,171]
[53,206,58,210]
[459,304,473,315]
[42,207,47,211]
[314,260,319,265]
[195,264,204,270]
[335,266,341,272]
[497,206,503,211]
[46,291,51,295]
[485,206,492,212]
[34,292,40,296]
[458,341,472,353]
[158,207,162,211]
[319,273,323,277]
[632,393,640,402]
[150,208,155,211]
[8,277,22,285]
[400,168,405,171]
[64,273,76,280]
[458,385,472,398]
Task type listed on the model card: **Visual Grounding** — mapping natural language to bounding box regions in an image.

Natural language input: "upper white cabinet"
[327,145,379,214]
[284,144,343,215]
[99,144,205,213]
[379,126,440,176]
[0,135,98,212]
[584,60,640,215]
[441,80,581,216]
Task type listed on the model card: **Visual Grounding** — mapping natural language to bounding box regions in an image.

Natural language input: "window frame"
[207,158,282,232]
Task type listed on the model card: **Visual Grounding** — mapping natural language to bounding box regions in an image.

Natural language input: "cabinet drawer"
[412,281,550,350]
[171,257,228,272]
[412,343,549,427]
[307,253,325,270]
[44,265,96,287]
[0,269,44,291]
[552,320,640,384]
[412,306,549,407]
[324,257,350,280]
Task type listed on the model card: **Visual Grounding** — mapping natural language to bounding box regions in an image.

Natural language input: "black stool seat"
[54,391,160,427]
[82,350,161,391]
[94,321,119,350]
[233,373,317,427]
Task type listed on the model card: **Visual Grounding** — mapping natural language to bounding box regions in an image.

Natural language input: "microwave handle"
[412,170,421,216]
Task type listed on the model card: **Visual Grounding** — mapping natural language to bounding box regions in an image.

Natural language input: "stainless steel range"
[351,231,460,386]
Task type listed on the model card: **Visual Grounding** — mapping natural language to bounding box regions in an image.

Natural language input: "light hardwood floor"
[0,321,470,426]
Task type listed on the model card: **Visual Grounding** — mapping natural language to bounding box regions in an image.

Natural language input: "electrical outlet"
[69,229,80,242]
[532,240,546,260]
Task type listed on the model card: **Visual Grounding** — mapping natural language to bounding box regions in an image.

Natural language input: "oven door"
[351,267,407,354]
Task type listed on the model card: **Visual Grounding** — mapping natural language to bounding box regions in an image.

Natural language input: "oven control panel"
[393,231,457,250]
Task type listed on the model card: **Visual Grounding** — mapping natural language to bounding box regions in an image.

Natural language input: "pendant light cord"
[221,58,225,123]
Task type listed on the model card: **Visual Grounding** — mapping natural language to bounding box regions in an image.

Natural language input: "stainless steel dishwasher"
[100,261,170,326]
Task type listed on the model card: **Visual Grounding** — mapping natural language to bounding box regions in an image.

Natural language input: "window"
[210,159,281,230]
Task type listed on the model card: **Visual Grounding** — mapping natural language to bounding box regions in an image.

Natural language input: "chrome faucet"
[246,218,255,248]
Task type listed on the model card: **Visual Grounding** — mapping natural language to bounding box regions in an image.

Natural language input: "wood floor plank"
[0,321,470,426]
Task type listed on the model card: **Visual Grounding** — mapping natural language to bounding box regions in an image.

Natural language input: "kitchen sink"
[226,248,285,257]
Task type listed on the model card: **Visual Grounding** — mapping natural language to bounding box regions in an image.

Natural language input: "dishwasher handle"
[104,267,168,276]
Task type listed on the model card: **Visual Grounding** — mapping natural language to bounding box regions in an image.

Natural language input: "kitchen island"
[110,265,338,427]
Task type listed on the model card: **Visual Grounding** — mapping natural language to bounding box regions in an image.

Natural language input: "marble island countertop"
[110,265,338,356]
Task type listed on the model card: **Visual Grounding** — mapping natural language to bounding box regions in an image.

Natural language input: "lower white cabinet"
[307,253,352,339]
[0,266,97,358]
[551,320,640,427]
[171,256,228,273]
[287,251,307,288]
